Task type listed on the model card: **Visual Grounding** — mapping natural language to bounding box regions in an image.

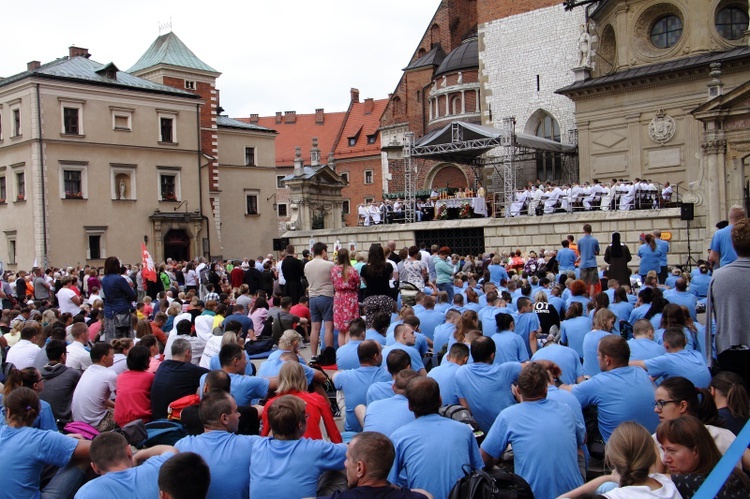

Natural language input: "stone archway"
[164,229,191,262]
[425,163,468,190]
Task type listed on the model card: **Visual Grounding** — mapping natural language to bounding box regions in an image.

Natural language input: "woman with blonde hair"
[562,421,681,498]
[331,248,361,347]
[260,361,341,442]
[582,308,616,377]
[452,310,479,346]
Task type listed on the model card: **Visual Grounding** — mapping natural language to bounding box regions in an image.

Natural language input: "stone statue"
[577,24,592,67]
[119,180,126,199]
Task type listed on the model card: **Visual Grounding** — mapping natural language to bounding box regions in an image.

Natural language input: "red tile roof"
[237,111,347,167]
[333,98,388,160]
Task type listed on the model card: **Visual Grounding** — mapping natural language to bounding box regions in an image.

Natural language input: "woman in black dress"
[603,231,632,287]
[359,244,396,329]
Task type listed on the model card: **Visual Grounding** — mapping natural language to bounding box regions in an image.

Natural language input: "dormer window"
[348,137,357,147]
[95,63,119,80]
[185,80,196,90]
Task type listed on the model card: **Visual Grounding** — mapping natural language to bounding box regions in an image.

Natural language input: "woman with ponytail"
[638,234,663,282]
[709,371,750,436]
[0,366,57,431]
[562,421,681,497]
[0,387,91,498]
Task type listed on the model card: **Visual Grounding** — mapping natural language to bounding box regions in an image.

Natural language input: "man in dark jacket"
[243,259,263,295]
[280,245,305,305]
[40,339,81,422]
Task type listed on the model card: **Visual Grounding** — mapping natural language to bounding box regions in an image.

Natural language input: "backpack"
[244,337,274,356]
[63,421,100,440]
[316,346,337,367]
[139,420,187,448]
[199,267,211,286]
[439,404,483,440]
[167,394,201,421]
[448,466,534,499]
[261,315,274,338]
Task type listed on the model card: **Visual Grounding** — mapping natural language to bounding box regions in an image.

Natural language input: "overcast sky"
[2,0,441,117]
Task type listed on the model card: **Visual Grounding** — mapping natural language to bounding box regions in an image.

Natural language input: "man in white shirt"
[5,325,41,369]
[66,322,93,372]
[71,342,118,431]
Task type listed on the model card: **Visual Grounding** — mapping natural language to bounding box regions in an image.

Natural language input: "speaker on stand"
[680,202,698,271]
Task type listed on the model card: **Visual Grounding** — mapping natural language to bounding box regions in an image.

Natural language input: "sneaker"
[310,356,319,364]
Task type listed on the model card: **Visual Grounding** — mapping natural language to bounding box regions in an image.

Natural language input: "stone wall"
[283,208,708,270]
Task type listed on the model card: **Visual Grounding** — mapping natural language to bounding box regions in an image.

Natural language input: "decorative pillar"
[626,112,642,179]
[461,90,466,114]
[702,138,727,232]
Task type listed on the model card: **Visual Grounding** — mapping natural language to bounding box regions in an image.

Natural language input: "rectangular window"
[364,170,373,184]
[89,235,101,259]
[341,172,349,184]
[114,115,129,129]
[160,174,176,200]
[276,175,285,188]
[277,203,288,217]
[63,107,79,134]
[16,172,25,200]
[8,238,16,264]
[12,109,20,137]
[111,107,133,131]
[364,197,374,204]
[64,170,82,198]
[342,200,350,215]
[348,137,357,147]
[367,134,377,144]
[0,177,5,202]
[245,147,255,166]
[184,80,196,90]
[160,117,174,143]
[246,194,259,215]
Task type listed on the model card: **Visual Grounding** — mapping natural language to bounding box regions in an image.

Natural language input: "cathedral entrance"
[164,230,190,262]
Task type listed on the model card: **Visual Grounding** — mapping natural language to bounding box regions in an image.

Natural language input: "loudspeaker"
[272,238,290,251]
[680,202,694,221]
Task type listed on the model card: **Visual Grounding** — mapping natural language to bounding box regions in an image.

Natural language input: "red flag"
[141,243,157,282]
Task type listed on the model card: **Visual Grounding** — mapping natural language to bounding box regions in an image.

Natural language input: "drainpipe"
[35,84,48,266]
[196,103,210,259]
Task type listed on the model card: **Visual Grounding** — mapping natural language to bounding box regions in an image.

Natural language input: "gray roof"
[282,164,345,183]
[217,115,275,133]
[557,46,750,94]
[0,56,198,97]
[128,32,218,74]
[434,36,478,77]
[404,45,446,71]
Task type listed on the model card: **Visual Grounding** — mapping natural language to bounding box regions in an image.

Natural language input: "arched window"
[716,6,749,41]
[451,95,462,115]
[650,14,683,48]
[535,113,562,182]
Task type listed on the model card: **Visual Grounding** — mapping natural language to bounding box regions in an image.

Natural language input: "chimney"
[27,61,41,71]
[294,147,304,176]
[364,98,374,115]
[315,108,325,124]
[249,114,259,124]
[350,88,360,103]
[284,111,297,124]
[68,46,90,58]
[275,112,282,124]
[310,137,320,167]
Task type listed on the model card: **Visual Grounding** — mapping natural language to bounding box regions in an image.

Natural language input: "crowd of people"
[0,208,749,498]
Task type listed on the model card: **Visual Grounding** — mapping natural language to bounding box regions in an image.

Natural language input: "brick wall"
[477,0,561,23]
[338,155,383,226]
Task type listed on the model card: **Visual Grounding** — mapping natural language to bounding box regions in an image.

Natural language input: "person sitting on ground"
[427,343,469,406]
[75,432,177,498]
[71,342,118,431]
[158,452,211,499]
[114,345,155,427]
[491,312,528,364]
[5,325,41,370]
[199,343,274,407]
[0,366,57,431]
[627,319,665,361]
[630,327,711,388]
[381,324,426,376]
[336,318,365,371]
[317,431,433,499]
[560,302,592,359]
[361,369,419,438]
[39,339,81,423]
[249,395,347,499]
[709,371,749,436]
[151,338,209,420]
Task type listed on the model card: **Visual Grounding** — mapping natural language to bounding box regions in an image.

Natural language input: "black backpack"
[448,466,534,499]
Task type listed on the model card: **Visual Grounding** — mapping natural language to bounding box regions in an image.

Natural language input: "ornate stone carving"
[700,140,727,155]
[648,109,676,145]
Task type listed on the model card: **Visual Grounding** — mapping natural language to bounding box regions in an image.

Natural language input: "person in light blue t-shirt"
[76,432,176,499]
[455,336,522,433]
[199,344,272,406]
[390,377,483,499]
[560,303,592,358]
[631,326,711,388]
[432,309,461,356]
[381,324,426,375]
[531,340,584,385]
[366,348,411,406]
[427,343,469,406]
[557,240,578,273]
[174,391,259,499]
[582,308,617,377]
[336,318,365,370]
[416,296,445,340]
[362,369,418,438]
[514,297,541,357]
[250,395,347,499]
[709,206,744,268]
[491,313,529,364]
[627,318,665,361]
[568,335,659,442]
[364,312,390,346]
[481,362,584,499]
[333,340,392,432]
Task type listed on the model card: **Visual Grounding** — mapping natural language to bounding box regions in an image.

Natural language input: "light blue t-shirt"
[363,394,415,438]
[664,290,698,321]
[557,248,577,271]
[628,304,651,324]
[637,244,663,275]
[390,414,483,499]
[643,350,712,388]
[609,301,634,325]
[334,366,391,431]
[427,360,462,405]
[0,425,77,499]
[560,316,593,358]
[416,309,445,340]
[656,238,669,267]
[257,357,315,385]
[481,399,584,499]
[249,438,346,499]
[208,352,255,375]
[514,312,541,357]
[364,328,386,345]
[199,372,269,406]
[531,343,583,385]
[433,323,456,355]
[381,343,424,372]
[455,362,522,432]
[582,330,614,377]
[577,234,600,269]
[75,453,173,499]
[546,385,585,431]
[478,306,506,337]
[710,224,737,268]
[627,338,665,361]
[366,380,395,405]
[0,397,57,432]
[491,331,529,364]
[572,366,659,441]
[175,431,258,499]
[487,264,509,285]
[335,340,362,370]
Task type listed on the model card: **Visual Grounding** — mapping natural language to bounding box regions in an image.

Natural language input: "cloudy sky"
[2,0,441,117]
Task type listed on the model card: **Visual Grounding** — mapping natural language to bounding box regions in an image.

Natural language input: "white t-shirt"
[66,341,93,372]
[5,339,41,370]
[71,364,117,426]
[603,474,681,498]
[56,287,80,315]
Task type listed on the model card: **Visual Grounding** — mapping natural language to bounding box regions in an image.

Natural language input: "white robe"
[600,186,612,212]
[544,187,562,214]
[369,205,381,224]
[619,184,635,210]
[528,188,543,216]
[509,190,528,216]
